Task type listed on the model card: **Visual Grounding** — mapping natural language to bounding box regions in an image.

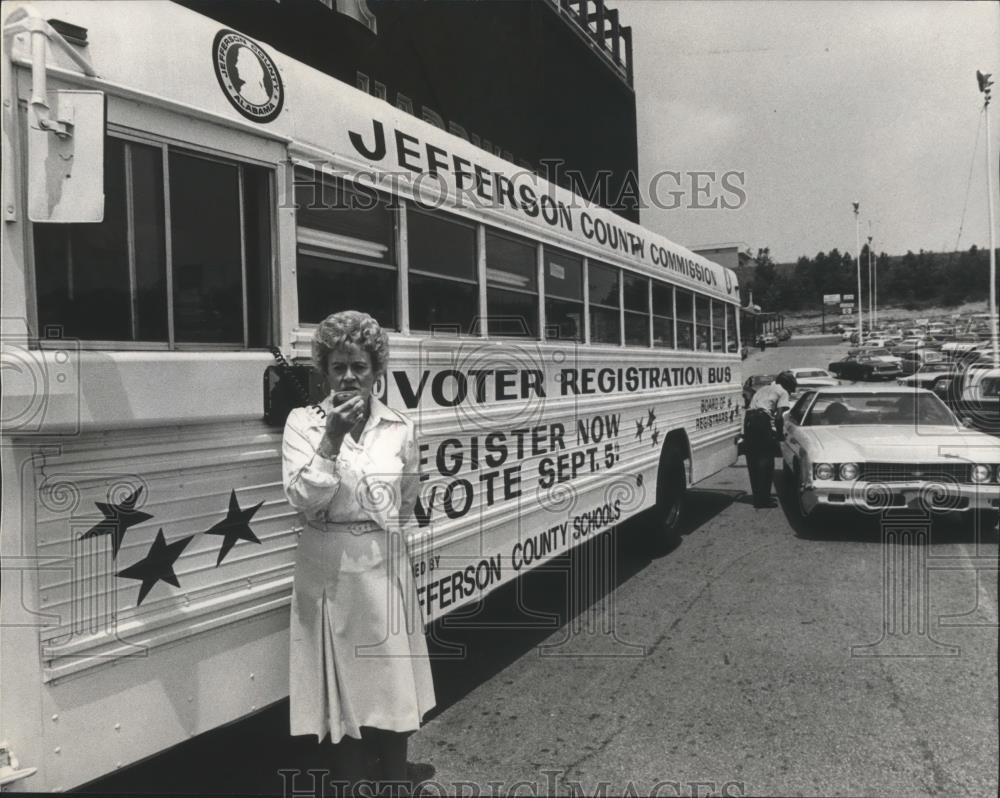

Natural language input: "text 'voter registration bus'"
[0,1,742,790]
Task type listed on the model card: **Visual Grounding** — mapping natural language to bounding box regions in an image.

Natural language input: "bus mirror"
[27,90,105,223]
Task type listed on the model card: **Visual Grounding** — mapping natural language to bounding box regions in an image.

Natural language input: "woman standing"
[282,310,435,791]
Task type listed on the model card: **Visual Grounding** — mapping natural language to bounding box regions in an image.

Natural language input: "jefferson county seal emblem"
[213,29,284,123]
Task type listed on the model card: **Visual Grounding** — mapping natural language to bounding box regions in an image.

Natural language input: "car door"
[781,391,816,467]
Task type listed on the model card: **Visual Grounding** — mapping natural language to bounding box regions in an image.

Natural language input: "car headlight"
[971,465,991,484]
[839,462,860,480]
[814,463,835,480]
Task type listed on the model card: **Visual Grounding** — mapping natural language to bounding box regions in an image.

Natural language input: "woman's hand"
[317,394,366,458]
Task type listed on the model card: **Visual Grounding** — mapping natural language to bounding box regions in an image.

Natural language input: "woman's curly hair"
[312,311,390,376]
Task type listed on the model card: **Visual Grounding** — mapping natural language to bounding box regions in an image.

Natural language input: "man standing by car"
[744,372,797,508]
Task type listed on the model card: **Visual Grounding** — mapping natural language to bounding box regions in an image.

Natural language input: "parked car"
[787,367,840,392]
[780,386,1000,523]
[933,365,1000,433]
[762,332,779,346]
[945,367,1000,435]
[898,348,946,376]
[743,373,776,407]
[897,361,958,389]
[891,337,928,353]
[941,334,982,359]
[777,328,792,342]
[828,354,903,381]
[854,347,903,367]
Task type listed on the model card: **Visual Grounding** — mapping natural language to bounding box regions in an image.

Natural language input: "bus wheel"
[655,448,686,547]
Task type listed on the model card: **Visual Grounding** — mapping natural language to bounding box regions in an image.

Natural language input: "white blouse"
[282,394,420,544]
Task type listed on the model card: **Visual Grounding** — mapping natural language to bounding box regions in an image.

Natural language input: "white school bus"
[0,1,742,790]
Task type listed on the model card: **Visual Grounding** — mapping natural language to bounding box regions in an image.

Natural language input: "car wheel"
[654,447,686,548]
[796,463,813,518]
[789,460,817,533]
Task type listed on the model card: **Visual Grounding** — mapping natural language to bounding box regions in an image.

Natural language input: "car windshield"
[918,363,951,373]
[794,370,829,378]
[803,393,958,426]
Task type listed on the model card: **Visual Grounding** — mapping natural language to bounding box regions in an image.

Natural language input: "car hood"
[792,426,1000,462]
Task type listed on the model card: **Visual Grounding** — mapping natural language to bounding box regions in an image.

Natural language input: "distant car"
[762,332,779,346]
[941,335,982,359]
[828,354,903,381]
[855,347,904,367]
[787,367,839,392]
[892,336,928,352]
[777,328,792,342]
[743,374,776,407]
[780,386,1000,523]
[897,361,957,390]
[945,367,1000,435]
[898,348,946,376]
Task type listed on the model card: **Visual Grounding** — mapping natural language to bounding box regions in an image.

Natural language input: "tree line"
[742,245,995,312]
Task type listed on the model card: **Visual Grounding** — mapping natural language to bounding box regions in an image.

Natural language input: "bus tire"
[655,447,686,547]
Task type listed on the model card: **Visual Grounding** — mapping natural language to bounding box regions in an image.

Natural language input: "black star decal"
[117,529,193,606]
[79,486,153,559]
[650,428,660,447]
[635,418,645,440]
[647,407,657,426]
[205,490,264,566]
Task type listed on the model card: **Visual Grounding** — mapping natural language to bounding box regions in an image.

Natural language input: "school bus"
[0,1,742,789]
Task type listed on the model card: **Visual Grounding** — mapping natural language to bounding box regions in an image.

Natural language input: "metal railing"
[550,0,633,87]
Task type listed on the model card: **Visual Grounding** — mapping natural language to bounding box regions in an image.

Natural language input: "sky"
[624,0,1000,263]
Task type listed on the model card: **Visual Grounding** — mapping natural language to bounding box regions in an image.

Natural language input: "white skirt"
[289,522,436,743]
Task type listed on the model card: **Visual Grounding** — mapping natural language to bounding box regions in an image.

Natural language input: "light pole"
[853,201,863,340]
[873,241,878,330]
[977,70,998,368]
[867,232,874,330]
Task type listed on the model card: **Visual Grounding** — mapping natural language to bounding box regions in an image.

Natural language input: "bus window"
[407,206,478,334]
[295,171,396,328]
[711,300,725,352]
[695,295,711,351]
[485,229,538,338]
[171,152,266,344]
[34,137,272,347]
[676,289,694,350]
[543,247,583,342]
[652,281,674,348]
[623,273,650,347]
[726,303,738,353]
[589,261,620,344]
